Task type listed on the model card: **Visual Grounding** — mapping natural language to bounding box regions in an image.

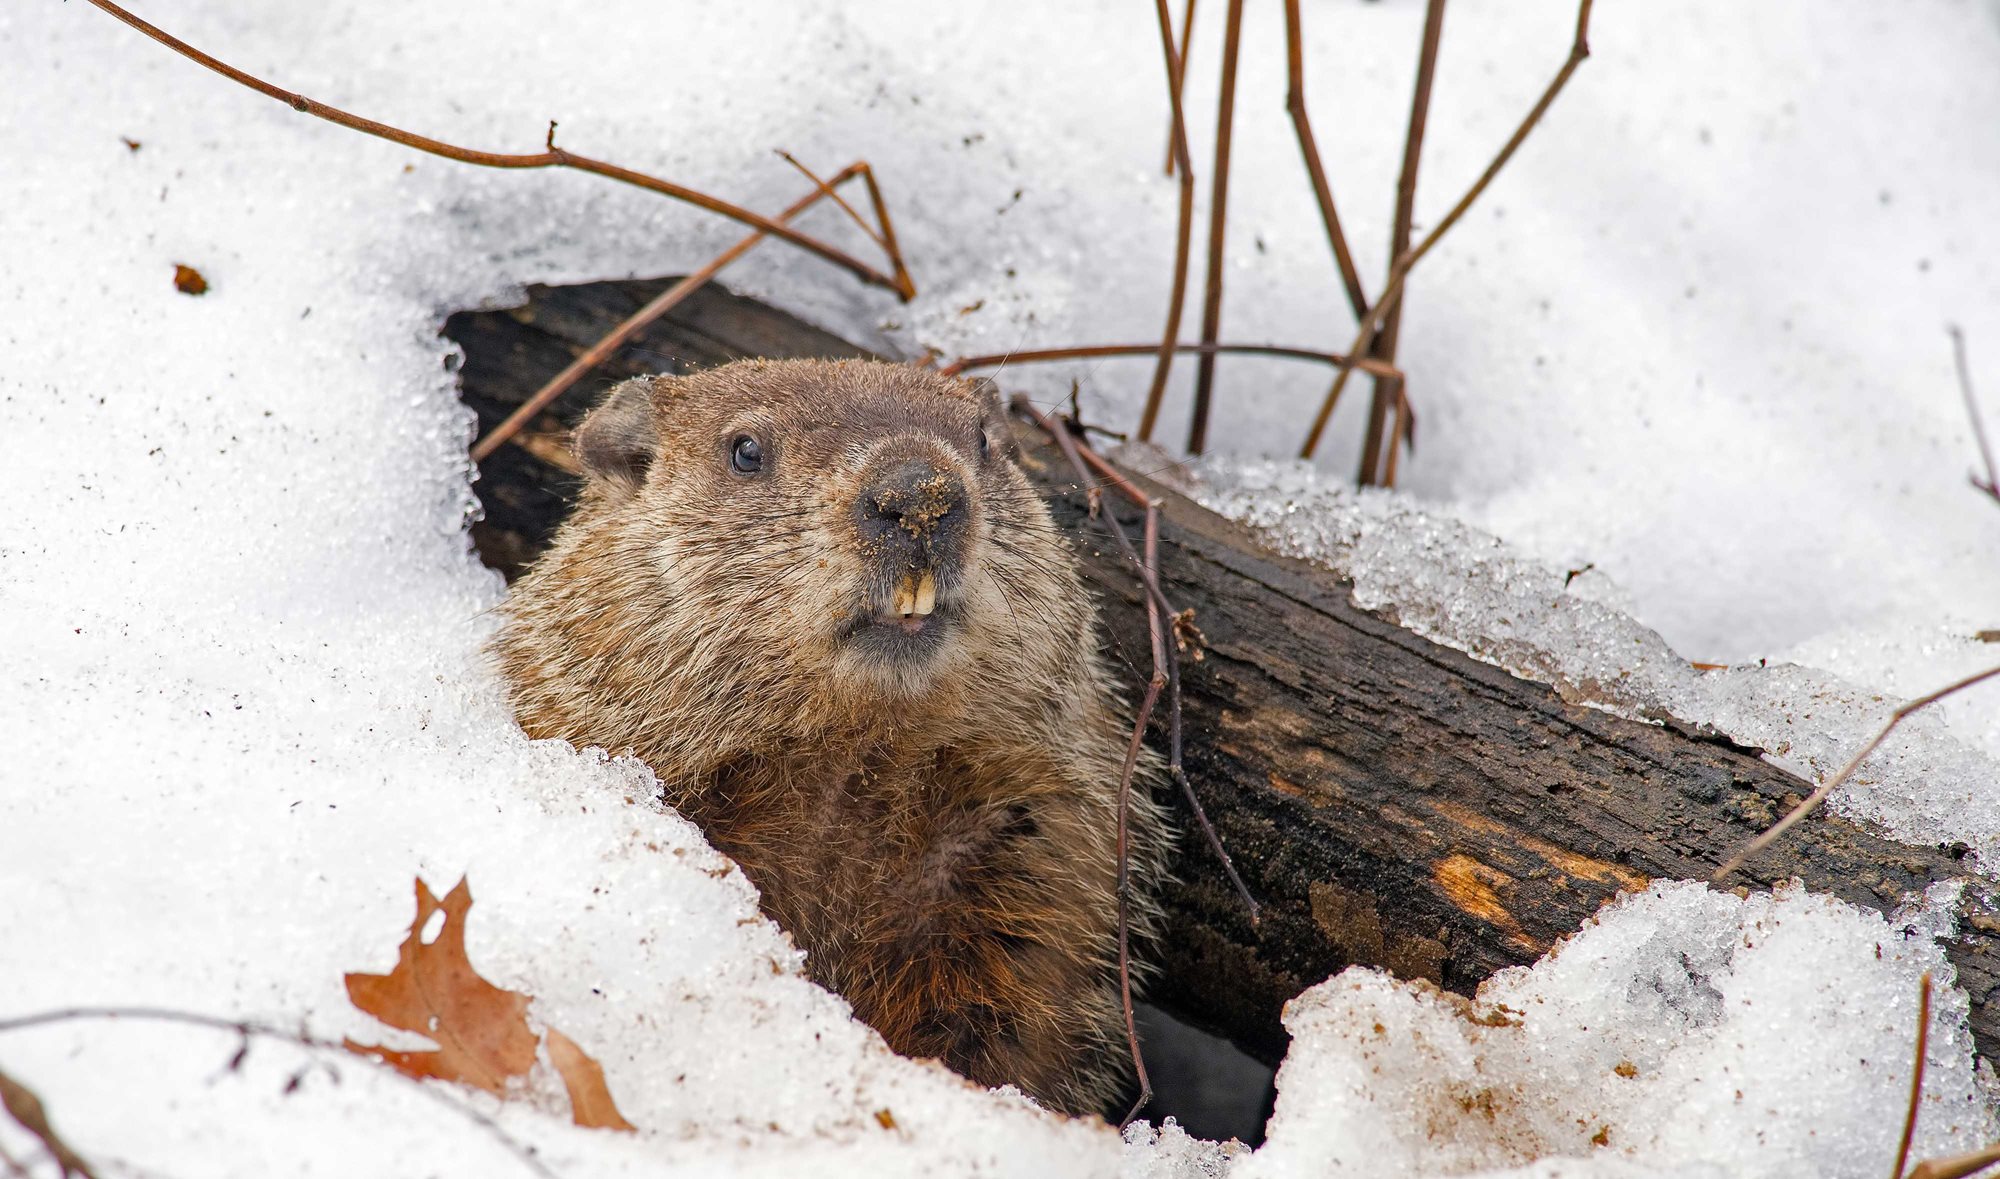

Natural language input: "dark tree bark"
[444,276,1999,1071]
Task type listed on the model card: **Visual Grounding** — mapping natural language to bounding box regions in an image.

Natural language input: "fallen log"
[445,275,1999,1072]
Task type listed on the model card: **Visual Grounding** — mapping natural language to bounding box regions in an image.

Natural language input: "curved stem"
[943,340,1402,380]
[81,0,908,297]
[1188,0,1247,455]
[471,165,873,462]
[1283,0,1370,322]
[1712,663,2000,882]
[1301,0,1596,460]
[1141,0,1200,443]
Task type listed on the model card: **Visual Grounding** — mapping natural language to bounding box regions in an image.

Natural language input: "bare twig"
[1383,385,1412,487]
[1141,0,1201,443]
[1712,663,2000,881]
[1015,397,1262,1121]
[1950,325,1999,504]
[1188,0,1248,455]
[0,1068,97,1179]
[1283,0,1369,322]
[1892,973,1934,1179]
[81,0,909,299]
[0,1007,557,1179]
[942,341,1402,380]
[1356,0,1447,486]
[471,163,882,462]
[1302,0,1596,459]
[1116,514,1171,1126]
[774,151,886,252]
[852,164,917,304]
[1162,0,1197,177]
[1043,418,1260,925]
[1907,1143,2000,1179]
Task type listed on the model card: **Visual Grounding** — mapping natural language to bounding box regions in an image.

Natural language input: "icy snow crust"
[1245,883,1997,1179]
[1198,461,2000,869]
[4,0,1998,1175]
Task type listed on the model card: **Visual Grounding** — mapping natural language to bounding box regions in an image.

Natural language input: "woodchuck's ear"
[573,377,661,498]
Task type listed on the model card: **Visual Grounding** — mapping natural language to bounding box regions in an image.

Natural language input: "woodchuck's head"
[534,358,1083,714]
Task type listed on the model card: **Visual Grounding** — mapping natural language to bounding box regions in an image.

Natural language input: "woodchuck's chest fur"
[491,358,1168,1115]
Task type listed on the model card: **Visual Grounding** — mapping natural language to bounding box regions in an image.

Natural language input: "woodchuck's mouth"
[843,608,954,663]
[840,573,957,663]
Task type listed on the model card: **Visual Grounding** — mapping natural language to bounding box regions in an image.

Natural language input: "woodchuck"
[492,358,1169,1115]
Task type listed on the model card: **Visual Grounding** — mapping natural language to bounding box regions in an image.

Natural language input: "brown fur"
[491,358,1168,1114]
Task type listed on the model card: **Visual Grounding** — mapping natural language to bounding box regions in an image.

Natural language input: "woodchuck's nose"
[859,458,968,559]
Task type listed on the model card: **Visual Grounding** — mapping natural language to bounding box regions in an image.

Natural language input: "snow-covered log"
[448,275,1999,1072]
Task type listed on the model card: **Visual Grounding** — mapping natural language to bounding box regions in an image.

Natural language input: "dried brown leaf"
[546,1027,635,1132]
[343,877,538,1095]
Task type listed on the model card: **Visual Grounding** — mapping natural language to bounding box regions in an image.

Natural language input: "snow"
[1244,883,1996,1179]
[3,0,1997,1175]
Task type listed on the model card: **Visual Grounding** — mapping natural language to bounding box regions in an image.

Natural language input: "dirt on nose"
[873,470,958,536]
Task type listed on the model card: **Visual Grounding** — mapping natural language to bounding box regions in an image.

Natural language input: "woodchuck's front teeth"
[893,572,938,619]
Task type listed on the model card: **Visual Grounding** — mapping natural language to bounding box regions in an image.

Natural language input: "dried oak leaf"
[343,876,538,1095]
[546,1027,635,1132]
[344,876,636,1132]
[171,264,208,296]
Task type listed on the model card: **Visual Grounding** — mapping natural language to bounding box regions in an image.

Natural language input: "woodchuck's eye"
[730,435,764,475]
[977,429,991,462]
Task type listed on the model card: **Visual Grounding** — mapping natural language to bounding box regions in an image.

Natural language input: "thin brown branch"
[1112,659,1164,1126]
[853,164,918,302]
[1050,418,1166,1126]
[775,151,885,251]
[1712,663,2000,882]
[1031,394,1262,1121]
[772,153,915,301]
[471,164,870,462]
[1382,381,1411,487]
[1892,973,1934,1179]
[942,340,1403,380]
[1283,0,1370,322]
[1358,0,1446,486]
[1908,1143,2000,1179]
[1950,325,1999,504]
[1302,0,1595,459]
[1122,512,1173,1125]
[1390,0,1447,303]
[82,0,909,299]
[1188,0,1248,455]
[0,1006,555,1177]
[1141,0,1201,443]
[1021,399,1260,926]
[1163,0,1197,177]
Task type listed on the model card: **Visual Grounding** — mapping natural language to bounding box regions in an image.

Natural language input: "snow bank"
[1248,882,1996,1179]
[4,0,1997,1174]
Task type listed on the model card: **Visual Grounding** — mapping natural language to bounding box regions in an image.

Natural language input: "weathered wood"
[1043,463,2000,1063]
[445,276,1998,1073]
